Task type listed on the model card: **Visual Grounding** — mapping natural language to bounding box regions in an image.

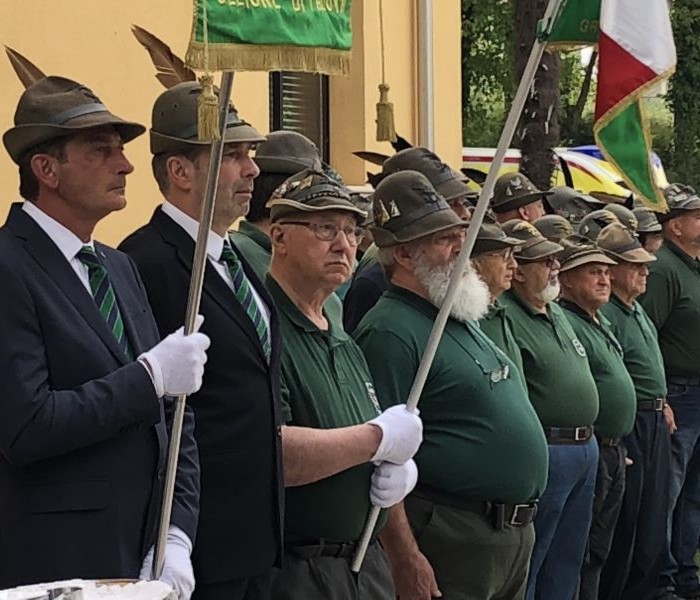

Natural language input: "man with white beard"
[500,219,600,600]
[354,171,549,600]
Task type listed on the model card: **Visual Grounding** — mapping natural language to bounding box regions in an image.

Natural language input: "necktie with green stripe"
[220,244,271,360]
[77,246,132,359]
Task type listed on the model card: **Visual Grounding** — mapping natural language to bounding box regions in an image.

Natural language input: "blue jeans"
[526,437,598,600]
[660,382,700,593]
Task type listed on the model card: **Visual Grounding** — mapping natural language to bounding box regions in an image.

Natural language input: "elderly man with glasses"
[500,220,600,600]
[264,170,423,600]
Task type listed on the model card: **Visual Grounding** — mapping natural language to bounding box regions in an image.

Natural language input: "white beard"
[536,281,561,304]
[415,255,490,322]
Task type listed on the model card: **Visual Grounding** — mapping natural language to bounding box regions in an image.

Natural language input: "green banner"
[546,0,600,48]
[186,0,353,75]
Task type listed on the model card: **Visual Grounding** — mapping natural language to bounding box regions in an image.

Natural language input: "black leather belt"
[413,485,538,530]
[668,376,700,386]
[637,398,665,411]
[285,534,360,559]
[544,425,594,444]
[597,436,621,447]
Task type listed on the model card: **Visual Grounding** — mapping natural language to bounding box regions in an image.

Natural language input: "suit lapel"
[7,206,128,364]
[151,209,268,359]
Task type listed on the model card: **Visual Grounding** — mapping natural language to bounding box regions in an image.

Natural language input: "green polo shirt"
[639,241,700,378]
[501,290,599,428]
[232,222,345,328]
[479,299,525,377]
[264,275,382,543]
[354,286,548,503]
[559,299,636,438]
[601,295,667,402]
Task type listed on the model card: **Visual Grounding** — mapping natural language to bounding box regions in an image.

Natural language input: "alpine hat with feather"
[3,75,145,164]
[150,82,265,155]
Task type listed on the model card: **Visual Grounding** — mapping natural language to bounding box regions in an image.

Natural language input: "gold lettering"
[249,0,260,7]
[292,0,305,12]
[580,19,599,33]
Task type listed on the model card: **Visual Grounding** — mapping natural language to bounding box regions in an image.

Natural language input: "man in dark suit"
[120,82,283,600]
[0,76,208,596]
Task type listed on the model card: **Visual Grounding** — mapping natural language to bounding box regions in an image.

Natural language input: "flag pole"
[350,0,566,573]
[153,70,236,579]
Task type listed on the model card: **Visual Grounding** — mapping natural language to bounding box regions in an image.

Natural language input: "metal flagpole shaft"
[153,70,236,579]
[351,0,563,573]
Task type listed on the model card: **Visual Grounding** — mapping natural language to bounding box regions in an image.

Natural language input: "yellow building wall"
[0,0,462,245]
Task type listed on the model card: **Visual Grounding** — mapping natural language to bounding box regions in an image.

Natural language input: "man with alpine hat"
[264,169,423,600]
[355,171,548,600]
[490,172,550,224]
[578,209,621,242]
[639,183,700,599]
[500,220,599,600]
[344,147,476,333]
[120,81,282,600]
[633,206,664,254]
[533,214,576,243]
[472,222,525,373]
[0,76,208,593]
[596,223,674,600]
[556,239,636,600]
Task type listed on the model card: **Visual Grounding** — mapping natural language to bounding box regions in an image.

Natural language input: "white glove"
[370,460,418,508]
[140,526,195,600]
[140,315,210,397]
[368,404,423,464]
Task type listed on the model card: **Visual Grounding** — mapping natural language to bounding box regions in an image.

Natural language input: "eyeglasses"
[280,221,366,246]
[483,248,515,261]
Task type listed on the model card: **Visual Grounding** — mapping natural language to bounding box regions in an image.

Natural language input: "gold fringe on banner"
[186,42,352,76]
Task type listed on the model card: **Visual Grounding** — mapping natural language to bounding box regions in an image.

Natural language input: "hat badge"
[375,200,391,226]
[388,200,401,218]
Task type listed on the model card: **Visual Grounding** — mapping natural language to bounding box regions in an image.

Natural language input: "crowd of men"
[1,73,700,600]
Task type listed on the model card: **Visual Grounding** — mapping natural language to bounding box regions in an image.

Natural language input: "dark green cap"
[491,172,552,214]
[267,169,366,222]
[548,186,605,224]
[150,81,265,155]
[370,170,465,248]
[473,222,522,256]
[577,209,621,241]
[632,207,662,233]
[533,215,575,243]
[659,183,700,223]
[558,238,617,272]
[604,204,638,232]
[501,219,563,261]
[254,130,322,174]
[382,147,472,202]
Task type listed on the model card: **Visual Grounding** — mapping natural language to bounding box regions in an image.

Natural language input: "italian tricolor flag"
[593,0,676,211]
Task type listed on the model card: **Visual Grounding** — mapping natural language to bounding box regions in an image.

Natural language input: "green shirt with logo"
[560,299,636,438]
[355,286,548,503]
[601,295,667,402]
[639,241,700,378]
[479,299,525,378]
[265,275,382,543]
[501,290,599,428]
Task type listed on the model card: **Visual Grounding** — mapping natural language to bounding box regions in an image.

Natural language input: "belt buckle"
[655,398,665,411]
[510,503,536,526]
[574,426,587,441]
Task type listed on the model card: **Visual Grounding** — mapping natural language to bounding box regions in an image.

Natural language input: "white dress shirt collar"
[22,201,94,259]
[161,201,224,262]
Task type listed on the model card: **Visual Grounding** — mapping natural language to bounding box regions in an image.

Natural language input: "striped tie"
[77,246,132,360]
[220,244,271,360]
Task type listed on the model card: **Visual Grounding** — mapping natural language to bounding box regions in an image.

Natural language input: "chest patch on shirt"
[572,338,587,357]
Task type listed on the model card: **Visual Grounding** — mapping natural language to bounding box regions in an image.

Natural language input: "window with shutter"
[269,72,329,162]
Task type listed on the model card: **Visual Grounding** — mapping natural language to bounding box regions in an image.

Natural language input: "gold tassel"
[376,83,397,143]
[197,74,220,141]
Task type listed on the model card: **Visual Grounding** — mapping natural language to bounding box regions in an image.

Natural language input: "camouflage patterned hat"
[491,172,552,214]
[267,169,366,222]
[533,214,575,243]
[501,219,564,262]
[659,183,700,223]
[604,204,638,232]
[369,170,466,248]
[597,222,657,263]
[632,207,662,233]
[578,209,621,241]
[381,147,473,202]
